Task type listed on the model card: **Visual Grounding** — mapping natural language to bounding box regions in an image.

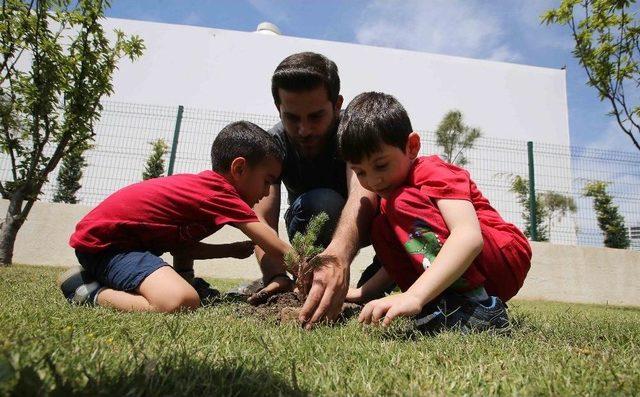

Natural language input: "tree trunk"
[0,195,26,265]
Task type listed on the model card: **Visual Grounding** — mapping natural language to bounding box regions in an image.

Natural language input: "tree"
[509,175,549,241]
[142,138,169,180]
[543,1,640,151]
[0,0,144,265]
[539,191,578,237]
[52,144,91,203]
[435,109,481,166]
[583,180,630,249]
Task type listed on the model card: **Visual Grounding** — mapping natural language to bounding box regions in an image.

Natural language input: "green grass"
[1,265,639,396]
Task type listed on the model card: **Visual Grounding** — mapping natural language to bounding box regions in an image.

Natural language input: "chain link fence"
[1,100,638,250]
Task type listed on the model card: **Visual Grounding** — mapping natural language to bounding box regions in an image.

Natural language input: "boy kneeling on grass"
[339,92,532,333]
[58,121,293,312]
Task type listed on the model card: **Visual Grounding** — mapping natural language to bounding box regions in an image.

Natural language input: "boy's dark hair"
[211,121,283,172]
[271,52,340,106]
[338,92,413,163]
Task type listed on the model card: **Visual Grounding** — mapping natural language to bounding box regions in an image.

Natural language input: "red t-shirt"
[70,170,258,253]
[378,156,531,299]
[403,155,527,248]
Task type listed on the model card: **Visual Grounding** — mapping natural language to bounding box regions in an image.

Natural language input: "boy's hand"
[345,287,365,303]
[227,241,255,259]
[247,274,293,305]
[358,292,423,327]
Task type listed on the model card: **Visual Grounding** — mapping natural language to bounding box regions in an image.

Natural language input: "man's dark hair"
[211,121,283,172]
[338,92,413,163]
[271,52,340,106]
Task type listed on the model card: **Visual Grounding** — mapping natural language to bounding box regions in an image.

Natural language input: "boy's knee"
[155,288,200,313]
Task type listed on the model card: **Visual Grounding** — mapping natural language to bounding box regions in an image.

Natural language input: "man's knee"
[294,188,345,218]
[286,188,345,245]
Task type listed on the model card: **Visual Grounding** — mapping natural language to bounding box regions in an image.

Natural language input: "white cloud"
[248,0,290,24]
[354,0,521,61]
[517,0,575,51]
[181,11,204,26]
[488,45,523,63]
[582,119,640,153]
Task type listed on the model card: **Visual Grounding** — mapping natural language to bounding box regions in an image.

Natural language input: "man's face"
[277,85,342,159]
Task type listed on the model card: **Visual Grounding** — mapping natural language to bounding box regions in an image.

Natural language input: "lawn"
[0,265,638,396]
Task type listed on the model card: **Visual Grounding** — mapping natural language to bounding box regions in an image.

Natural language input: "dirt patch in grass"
[230,290,362,325]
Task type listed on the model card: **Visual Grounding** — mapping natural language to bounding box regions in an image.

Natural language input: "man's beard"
[295,117,337,159]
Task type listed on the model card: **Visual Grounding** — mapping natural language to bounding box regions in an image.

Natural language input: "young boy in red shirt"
[339,92,531,332]
[58,121,293,312]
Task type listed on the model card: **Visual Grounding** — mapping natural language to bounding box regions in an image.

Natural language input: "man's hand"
[358,292,423,327]
[247,274,293,305]
[298,253,349,329]
[226,241,255,259]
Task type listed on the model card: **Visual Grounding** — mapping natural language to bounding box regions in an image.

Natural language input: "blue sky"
[106,0,638,153]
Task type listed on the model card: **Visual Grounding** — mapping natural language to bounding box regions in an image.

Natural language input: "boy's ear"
[406,132,421,159]
[334,95,344,113]
[229,157,247,180]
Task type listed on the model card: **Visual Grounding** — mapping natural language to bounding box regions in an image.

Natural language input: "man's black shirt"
[269,121,348,205]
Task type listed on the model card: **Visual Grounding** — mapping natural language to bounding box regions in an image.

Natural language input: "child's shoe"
[57,266,102,305]
[415,291,510,334]
[192,277,220,305]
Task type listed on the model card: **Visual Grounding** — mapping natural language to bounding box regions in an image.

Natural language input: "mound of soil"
[240,291,362,325]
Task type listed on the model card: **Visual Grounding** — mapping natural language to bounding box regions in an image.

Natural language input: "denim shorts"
[75,249,168,292]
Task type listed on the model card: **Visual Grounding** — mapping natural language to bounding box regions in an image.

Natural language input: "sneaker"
[56,266,102,305]
[225,278,264,301]
[191,277,220,305]
[415,291,510,334]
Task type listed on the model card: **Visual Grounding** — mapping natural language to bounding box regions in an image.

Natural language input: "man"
[251,52,378,329]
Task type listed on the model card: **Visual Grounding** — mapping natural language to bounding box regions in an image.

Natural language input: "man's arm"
[299,168,378,328]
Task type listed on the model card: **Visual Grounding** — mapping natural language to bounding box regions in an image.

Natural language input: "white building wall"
[103,17,570,146]
[1,17,579,245]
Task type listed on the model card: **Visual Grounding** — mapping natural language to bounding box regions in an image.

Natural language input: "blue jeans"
[284,188,345,248]
[285,188,394,294]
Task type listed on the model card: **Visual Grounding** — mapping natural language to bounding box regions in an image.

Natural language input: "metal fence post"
[167,105,184,176]
[527,141,538,241]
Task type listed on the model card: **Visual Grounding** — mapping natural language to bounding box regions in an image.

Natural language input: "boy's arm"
[234,220,294,304]
[346,266,394,303]
[359,199,484,326]
[300,169,379,328]
[172,241,255,261]
[252,184,288,280]
[234,220,291,265]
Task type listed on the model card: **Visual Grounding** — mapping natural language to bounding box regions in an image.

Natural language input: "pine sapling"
[283,212,329,298]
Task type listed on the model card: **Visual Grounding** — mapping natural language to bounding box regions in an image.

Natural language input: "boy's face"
[277,85,343,159]
[348,133,421,199]
[234,156,282,207]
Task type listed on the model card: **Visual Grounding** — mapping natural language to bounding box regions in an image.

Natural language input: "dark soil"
[227,290,362,325]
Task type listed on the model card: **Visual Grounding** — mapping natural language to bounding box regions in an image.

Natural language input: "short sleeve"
[199,188,258,228]
[411,156,471,201]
